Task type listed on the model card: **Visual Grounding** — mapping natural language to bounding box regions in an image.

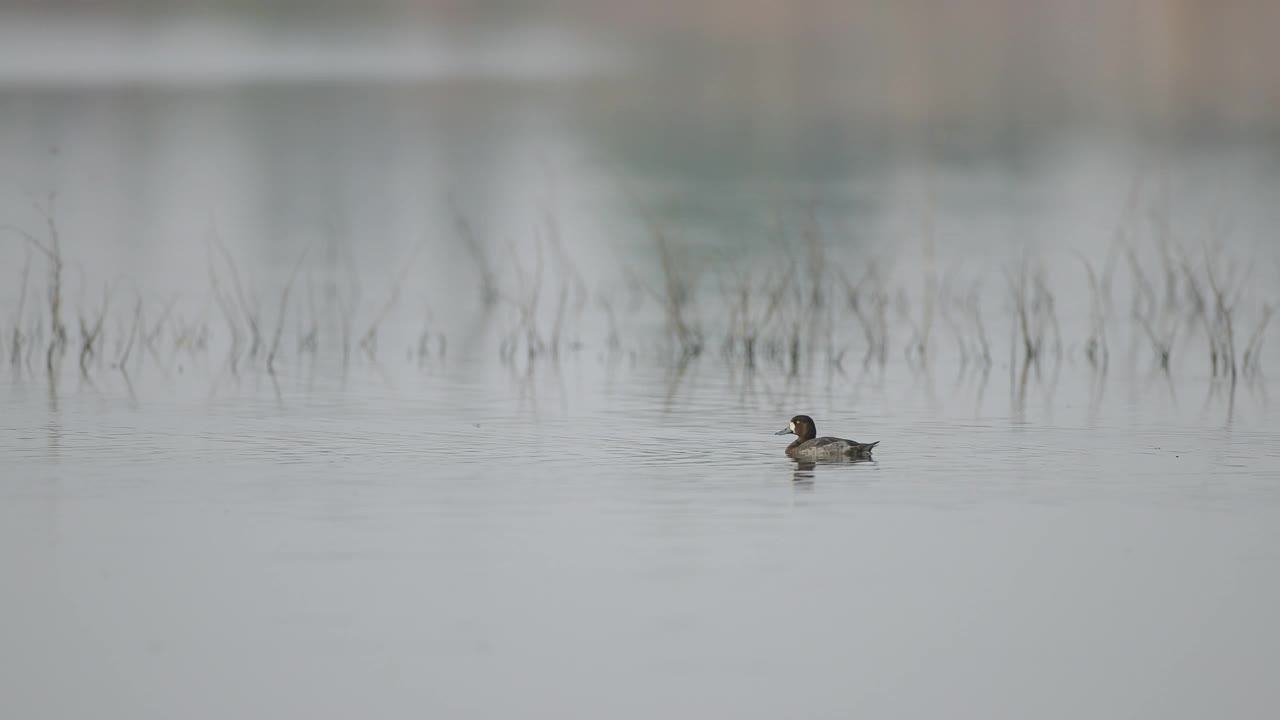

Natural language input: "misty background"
[3,3,1280,720]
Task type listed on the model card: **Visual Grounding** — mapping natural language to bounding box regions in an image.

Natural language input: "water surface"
[3,14,1280,720]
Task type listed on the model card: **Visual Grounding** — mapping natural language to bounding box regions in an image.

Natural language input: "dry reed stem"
[10,245,33,365]
[118,294,143,370]
[449,197,499,306]
[360,236,428,359]
[268,244,310,374]
[208,226,261,359]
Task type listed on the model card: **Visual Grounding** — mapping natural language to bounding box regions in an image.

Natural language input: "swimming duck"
[775,415,878,459]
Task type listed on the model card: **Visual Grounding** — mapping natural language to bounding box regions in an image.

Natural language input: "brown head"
[775,414,817,442]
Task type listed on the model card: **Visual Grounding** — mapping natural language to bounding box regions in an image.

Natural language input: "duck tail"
[865,441,880,451]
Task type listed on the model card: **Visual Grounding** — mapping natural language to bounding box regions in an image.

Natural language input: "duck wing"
[813,436,878,454]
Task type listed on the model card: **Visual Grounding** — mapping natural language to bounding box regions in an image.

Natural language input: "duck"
[775,415,878,459]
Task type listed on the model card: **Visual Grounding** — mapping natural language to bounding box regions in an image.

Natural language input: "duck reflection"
[791,456,874,484]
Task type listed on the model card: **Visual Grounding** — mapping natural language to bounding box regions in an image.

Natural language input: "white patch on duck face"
[789,420,796,433]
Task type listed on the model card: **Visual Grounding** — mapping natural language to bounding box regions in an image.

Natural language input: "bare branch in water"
[10,245,33,365]
[449,195,499,306]
[268,243,311,375]
[360,235,429,359]
[118,293,143,371]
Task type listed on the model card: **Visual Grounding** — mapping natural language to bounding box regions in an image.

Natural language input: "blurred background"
[2,0,1277,292]
[3,0,1280,413]
[6,5,1280,720]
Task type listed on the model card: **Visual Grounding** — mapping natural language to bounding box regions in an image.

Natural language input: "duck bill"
[774,427,793,435]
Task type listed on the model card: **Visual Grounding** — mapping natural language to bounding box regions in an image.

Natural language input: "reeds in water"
[1,198,1276,400]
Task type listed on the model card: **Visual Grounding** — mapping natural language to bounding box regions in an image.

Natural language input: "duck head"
[775,415,816,441]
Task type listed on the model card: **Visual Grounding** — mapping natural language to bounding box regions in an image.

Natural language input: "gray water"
[4,13,1280,720]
